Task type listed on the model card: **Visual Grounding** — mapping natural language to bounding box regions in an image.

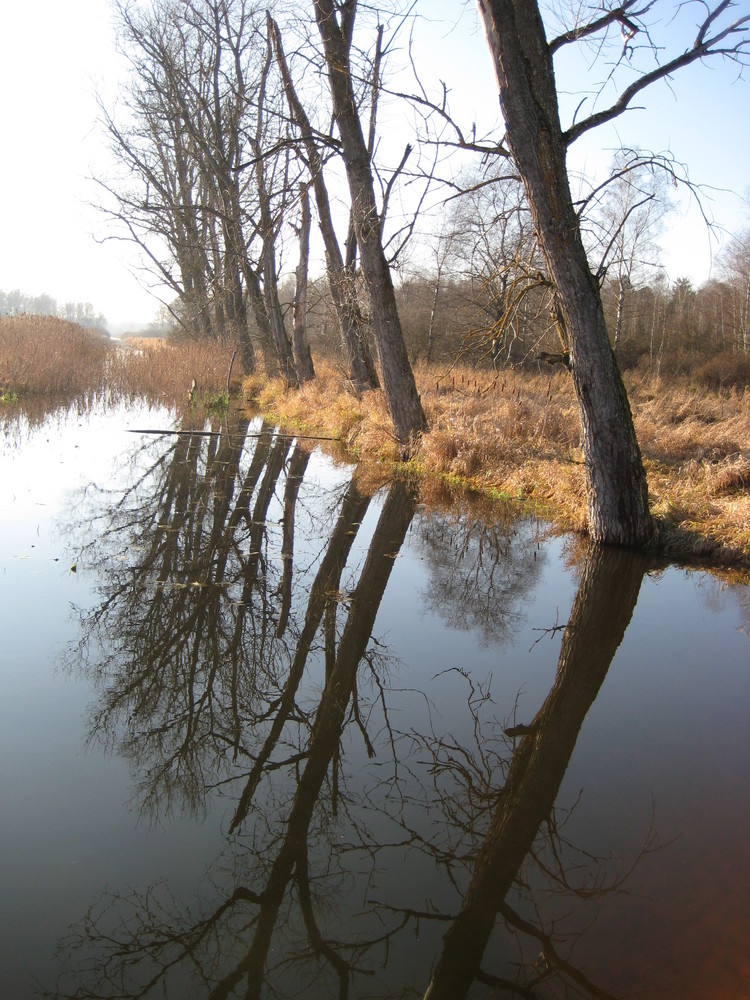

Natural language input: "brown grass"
[0,315,109,398]
[247,360,750,566]
[109,336,241,405]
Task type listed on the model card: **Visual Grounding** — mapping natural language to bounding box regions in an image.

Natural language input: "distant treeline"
[0,289,106,332]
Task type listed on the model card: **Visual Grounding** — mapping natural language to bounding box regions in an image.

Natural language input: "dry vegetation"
[0,315,109,398]
[109,336,241,403]
[2,317,748,565]
[0,318,240,411]
[248,359,750,566]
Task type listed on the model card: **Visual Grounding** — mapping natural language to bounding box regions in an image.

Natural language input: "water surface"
[1,400,748,999]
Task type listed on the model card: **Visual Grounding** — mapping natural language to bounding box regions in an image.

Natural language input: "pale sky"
[0,0,748,331]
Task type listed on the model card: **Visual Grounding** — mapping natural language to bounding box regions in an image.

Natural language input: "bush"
[694,351,750,390]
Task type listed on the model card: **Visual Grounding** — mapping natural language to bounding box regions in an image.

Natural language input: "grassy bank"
[246,360,750,567]
[2,318,747,565]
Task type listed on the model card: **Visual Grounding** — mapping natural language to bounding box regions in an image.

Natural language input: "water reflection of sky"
[0,400,748,999]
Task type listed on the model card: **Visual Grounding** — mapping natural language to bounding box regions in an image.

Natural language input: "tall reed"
[0,316,109,398]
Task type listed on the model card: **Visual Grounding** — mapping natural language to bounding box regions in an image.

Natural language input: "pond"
[1,399,749,999]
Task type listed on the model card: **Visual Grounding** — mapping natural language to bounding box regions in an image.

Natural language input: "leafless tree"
[718,226,750,353]
[268,11,380,390]
[585,150,672,352]
[476,0,750,545]
[99,0,306,381]
[313,0,427,444]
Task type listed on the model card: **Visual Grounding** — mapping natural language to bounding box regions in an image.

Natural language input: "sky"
[0,0,748,331]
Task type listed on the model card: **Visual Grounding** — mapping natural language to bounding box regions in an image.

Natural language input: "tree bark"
[477,0,652,546]
[291,183,316,383]
[313,0,427,445]
[268,12,379,392]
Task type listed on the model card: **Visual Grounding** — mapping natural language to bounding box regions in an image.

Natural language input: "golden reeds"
[108,336,240,405]
[0,315,109,398]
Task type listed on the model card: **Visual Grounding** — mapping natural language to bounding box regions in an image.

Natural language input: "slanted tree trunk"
[313,0,427,444]
[268,12,379,392]
[478,0,652,546]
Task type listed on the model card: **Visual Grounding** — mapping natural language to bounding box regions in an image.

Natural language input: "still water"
[1,399,748,999]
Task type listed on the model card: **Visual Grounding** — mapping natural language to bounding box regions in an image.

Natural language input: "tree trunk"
[614,276,625,351]
[291,184,316,383]
[478,0,652,546]
[313,0,427,445]
[268,12,379,392]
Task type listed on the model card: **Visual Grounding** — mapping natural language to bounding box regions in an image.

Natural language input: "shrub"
[695,351,750,390]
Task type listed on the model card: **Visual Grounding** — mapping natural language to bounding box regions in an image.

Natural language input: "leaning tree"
[476,0,750,545]
[313,0,428,444]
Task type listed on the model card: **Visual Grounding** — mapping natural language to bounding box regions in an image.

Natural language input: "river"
[1,398,748,999]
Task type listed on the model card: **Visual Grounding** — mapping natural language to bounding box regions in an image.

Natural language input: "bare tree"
[718,226,750,353]
[476,0,750,545]
[268,12,380,390]
[587,152,671,352]
[313,0,427,444]
[100,0,307,381]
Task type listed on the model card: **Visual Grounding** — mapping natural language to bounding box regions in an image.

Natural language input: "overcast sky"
[0,0,748,330]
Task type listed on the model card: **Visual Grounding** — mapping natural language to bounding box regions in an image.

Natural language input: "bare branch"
[565,2,750,145]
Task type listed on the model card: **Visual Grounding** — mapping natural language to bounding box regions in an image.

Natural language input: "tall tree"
[268,12,380,391]
[718,227,750,353]
[591,152,671,352]
[102,0,305,381]
[476,0,750,546]
[313,0,427,444]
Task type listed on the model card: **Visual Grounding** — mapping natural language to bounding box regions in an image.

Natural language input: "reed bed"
[0,316,109,398]
[109,336,240,405]
[0,321,241,428]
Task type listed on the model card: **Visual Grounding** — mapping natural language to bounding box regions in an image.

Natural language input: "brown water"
[1,400,748,999]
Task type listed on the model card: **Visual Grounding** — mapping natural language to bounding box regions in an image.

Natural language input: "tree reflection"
[54,429,661,999]
[414,503,545,645]
[71,414,346,816]
[421,545,650,999]
[56,463,419,999]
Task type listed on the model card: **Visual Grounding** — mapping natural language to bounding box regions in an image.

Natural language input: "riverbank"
[244,360,750,569]
[3,318,747,567]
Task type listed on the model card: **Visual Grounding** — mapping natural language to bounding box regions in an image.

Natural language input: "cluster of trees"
[391,236,750,375]
[99,0,750,545]
[0,289,106,330]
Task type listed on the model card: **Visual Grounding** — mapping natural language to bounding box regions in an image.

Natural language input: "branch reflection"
[54,421,661,1000]
[422,545,650,999]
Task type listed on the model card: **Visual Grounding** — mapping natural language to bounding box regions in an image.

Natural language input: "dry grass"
[248,360,750,566]
[248,358,402,462]
[0,315,109,398]
[0,321,243,425]
[109,336,240,405]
